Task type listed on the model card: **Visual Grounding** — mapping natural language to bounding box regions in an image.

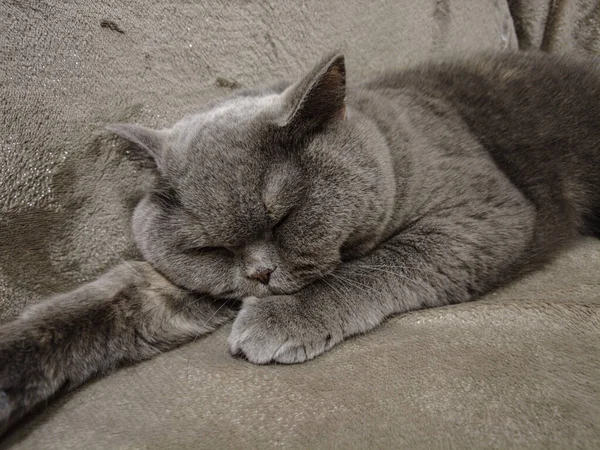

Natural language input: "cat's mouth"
[195,266,336,300]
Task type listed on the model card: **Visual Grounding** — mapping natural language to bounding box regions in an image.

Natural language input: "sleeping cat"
[1,50,600,434]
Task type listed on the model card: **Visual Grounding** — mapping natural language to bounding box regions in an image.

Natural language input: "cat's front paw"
[228,295,342,364]
[0,323,52,435]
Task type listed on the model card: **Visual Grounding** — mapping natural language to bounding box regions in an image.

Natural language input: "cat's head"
[107,53,395,299]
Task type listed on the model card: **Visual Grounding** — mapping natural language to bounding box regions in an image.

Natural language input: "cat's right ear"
[277,52,346,131]
[106,123,167,164]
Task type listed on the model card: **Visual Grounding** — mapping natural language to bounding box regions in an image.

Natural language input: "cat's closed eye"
[184,246,234,257]
[271,209,293,232]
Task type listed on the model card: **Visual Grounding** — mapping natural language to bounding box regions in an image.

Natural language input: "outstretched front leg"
[229,195,537,364]
[0,262,235,435]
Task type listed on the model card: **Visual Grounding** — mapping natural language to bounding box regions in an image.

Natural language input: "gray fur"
[2,51,600,434]
[0,261,235,434]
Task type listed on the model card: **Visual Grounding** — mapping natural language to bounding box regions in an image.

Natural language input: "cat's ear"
[105,123,167,162]
[278,52,346,129]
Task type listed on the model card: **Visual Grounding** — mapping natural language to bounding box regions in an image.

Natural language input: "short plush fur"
[1,50,599,435]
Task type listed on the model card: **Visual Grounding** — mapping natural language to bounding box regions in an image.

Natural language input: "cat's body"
[1,51,599,435]
[362,52,600,272]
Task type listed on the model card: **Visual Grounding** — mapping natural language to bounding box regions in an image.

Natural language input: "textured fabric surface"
[508,0,600,52]
[1,0,599,448]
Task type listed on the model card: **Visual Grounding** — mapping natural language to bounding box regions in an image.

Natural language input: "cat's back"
[362,51,600,163]
[361,51,600,225]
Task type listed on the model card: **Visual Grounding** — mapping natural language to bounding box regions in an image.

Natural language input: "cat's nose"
[247,267,276,285]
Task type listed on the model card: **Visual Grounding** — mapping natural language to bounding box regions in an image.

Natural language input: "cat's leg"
[0,261,235,435]
[229,195,539,364]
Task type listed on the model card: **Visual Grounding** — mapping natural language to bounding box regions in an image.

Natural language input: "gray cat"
[1,50,599,435]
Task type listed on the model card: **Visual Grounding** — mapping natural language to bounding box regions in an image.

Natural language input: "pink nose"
[247,268,275,285]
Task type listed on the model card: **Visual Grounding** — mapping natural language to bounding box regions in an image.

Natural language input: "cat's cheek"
[272,248,341,294]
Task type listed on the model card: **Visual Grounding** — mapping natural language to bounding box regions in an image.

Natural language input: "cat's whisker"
[154,294,212,335]
[327,273,388,316]
[346,263,432,291]
[114,258,146,279]
[170,294,212,316]
[194,298,233,341]
[318,276,348,300]
[329,272,381,296]
[184,298,234,372]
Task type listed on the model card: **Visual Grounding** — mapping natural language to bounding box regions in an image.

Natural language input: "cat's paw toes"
[228,296,340,365]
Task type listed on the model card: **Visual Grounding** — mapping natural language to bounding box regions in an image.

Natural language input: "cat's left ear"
[106,123,168,165]
[278,52,346,130]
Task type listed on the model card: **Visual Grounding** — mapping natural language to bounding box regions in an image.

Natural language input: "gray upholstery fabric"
[1,1,599,448]
[508,0,600,53]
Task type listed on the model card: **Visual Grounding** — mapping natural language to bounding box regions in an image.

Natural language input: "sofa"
[1,0,599,448]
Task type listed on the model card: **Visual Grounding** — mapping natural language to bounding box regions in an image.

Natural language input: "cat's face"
[108,53,394,299]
